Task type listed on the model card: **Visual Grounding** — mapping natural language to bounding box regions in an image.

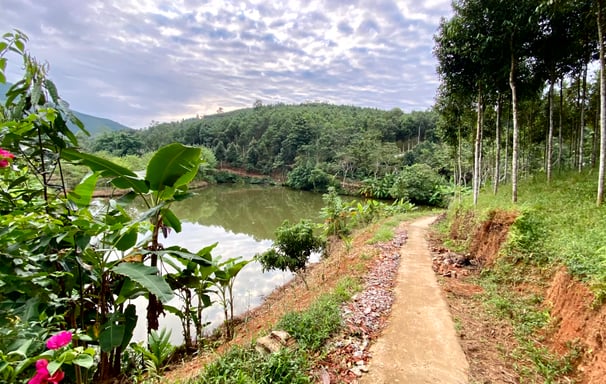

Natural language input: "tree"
[257,220,325,289]
[89,130,144,156]
[598,0,606,206]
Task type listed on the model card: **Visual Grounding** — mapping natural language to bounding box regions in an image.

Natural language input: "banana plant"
[63,142,212,333]
[165,243,217,351]
[212,257,251,340]
[62,142,216,383]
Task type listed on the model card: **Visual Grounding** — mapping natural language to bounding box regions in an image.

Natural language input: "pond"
[131,184,330,345]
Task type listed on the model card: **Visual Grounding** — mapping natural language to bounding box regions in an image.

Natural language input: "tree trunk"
[494,95,502,194]
[504,106,509,183]
[579,63,588,172]
[593,107,599,168]
[559,78,564,172]
[547,81,554,182]
[473,87,483,206]
[147,218,163,335]
[457,126,463,187]
[598,0,606,206]
[510,50,520,203]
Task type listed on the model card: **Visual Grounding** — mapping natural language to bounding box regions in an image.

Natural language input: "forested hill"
[0,82,131,135]
[126,103,441,181]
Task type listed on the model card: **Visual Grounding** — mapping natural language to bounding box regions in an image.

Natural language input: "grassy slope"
[459,171,606,291]
[443,171,606,382]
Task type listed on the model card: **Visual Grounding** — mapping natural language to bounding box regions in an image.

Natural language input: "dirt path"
[361,216,469,384]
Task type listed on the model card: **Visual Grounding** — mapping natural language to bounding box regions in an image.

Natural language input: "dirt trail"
[361,216,469,384]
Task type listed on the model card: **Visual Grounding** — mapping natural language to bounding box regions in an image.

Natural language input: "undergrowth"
[443,171,605,382]
[185,276,361,383]
[459,172,606,298]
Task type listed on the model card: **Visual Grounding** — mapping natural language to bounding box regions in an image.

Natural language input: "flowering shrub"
[28,359,65,384]
[0,148,14,168]
[46,331,72,350]
[24,331,94,384]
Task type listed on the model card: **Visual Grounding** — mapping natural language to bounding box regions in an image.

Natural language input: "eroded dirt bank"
[441,209,606,383]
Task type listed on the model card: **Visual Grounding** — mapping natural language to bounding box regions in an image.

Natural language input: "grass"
[443,171,606,382]
[464,171,606,294]
[186,276,362,383]
[188,346,310,384]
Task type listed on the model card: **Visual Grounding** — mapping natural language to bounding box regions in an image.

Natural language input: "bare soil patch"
[468,210,517,266]
[545,269,606,384]
[429,226,521,384]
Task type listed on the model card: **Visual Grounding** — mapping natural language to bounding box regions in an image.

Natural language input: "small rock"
[255,330,295,354]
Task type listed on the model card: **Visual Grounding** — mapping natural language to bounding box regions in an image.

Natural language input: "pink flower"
[28,359,65,384]
[46,331,72,350]
[0,148,14,168]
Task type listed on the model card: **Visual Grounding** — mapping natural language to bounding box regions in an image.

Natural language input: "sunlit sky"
[2,0,453,128]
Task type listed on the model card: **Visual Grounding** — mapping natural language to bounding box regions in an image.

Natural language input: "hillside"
[0,81,131,135]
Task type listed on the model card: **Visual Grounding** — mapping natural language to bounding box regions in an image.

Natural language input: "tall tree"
[597,0,606,206]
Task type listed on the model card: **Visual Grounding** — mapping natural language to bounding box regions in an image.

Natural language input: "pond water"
[131,184,329,345]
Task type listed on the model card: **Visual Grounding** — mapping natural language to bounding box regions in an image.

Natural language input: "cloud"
[1,0,452,128]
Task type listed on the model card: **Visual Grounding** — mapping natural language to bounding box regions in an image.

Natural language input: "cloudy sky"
[2,0,453,128]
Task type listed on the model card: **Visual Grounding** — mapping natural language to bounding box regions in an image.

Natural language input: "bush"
[389,163,445,206]
[286,164,335,192]
[257,220,325,289]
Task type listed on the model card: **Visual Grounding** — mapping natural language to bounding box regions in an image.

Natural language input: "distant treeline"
[84,103,444,185]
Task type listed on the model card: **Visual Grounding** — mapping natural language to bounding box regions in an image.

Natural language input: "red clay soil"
[468,209,517,266]
[444,209,606,384]
[545,269,606,384]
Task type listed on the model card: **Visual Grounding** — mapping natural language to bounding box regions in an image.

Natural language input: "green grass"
[468,171,606,292]
[278,276,361,352]
[444,171,606,382]
[187,276,362,383]
[188,346,310,384]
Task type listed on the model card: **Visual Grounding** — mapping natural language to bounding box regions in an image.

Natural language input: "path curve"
[361,216,469,384]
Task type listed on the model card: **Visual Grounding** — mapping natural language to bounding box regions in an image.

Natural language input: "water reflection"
[131,185,327,345]
[170,185,327,241]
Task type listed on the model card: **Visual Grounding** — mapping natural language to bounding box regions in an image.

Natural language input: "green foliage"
[134,104,441,182]
[277,294,342,352]
[501,207,548,264]
[212,257,251,340]
[132,328,176,378]
[319,187,352,237]
[89,130,144,156]
[0,32,228,382]
[166,244,217,351]
[332,277,362,303]
[367,226,395,245]
[389,163,446,206]
[285,163,335,192]
[359,173,397,199]
[257,220,324,289]
[195,345,310,384]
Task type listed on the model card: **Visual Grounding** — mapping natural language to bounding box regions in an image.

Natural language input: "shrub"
[389,163,445,206]
[286,164,335,192]
[257,220,325,289]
